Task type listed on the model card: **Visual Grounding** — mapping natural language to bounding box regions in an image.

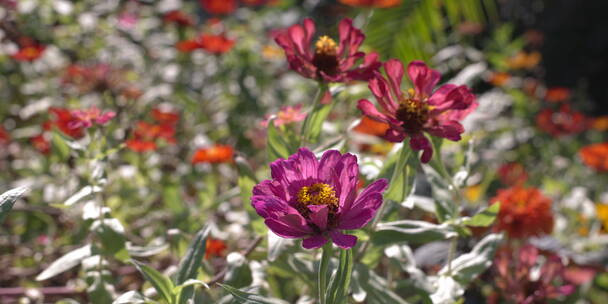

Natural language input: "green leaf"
[218,283,289,304]
[87,273,114,304]
[439,233,503,285]
[132,260,175,304]
[372,220,457,246]
[267,118,291,162]
[300,84,331,144]
[0,186,28,224]
[236,156,259,209]
[384,145,414,203]
[463,203,500,227]
[174,226,210,303]
[326,249,354,304]
[94,219,128,261]
[174,279,209,303]
[113,291,149,304]
[36,245,93,281]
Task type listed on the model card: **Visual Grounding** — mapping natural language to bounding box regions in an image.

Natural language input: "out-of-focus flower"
[524,29,544,47]
[338,0,400,8]
[251,148,388,249]
[199,34,235,54]
[357,59,477,163]
[596,204,608,231]
[31,134,51,154]
[126,121,177,152]
[506,51,541,70]
[464,184,483,202]
[62,64,133,95]
[493,244,576,303]
[11,43,46,62]
[457,21,484,35]
[487,72,511,87]
[163,10,194,27]
[579,143,608,172]
[49,107,85,138]
[590,116,608,131]
[200,0,236,15]
[151,108,180,125]
[176,34,235,54]
[497,162,528,186]
[262,45,284,61]
[536,105,587,137]
[274,18,380,83]
[261,104,306,127]
[490,187,553,239]
[545,87,571,103]
[118,12,138,29]
[70,107,115,129]
[352,116,390,138]
[0,126,10,145]
[205,238,227,259]
[192,145,234,164]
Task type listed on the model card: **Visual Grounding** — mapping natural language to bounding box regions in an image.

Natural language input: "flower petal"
[308,204,329,231]
[409,134,433,163]
[329,230,357,249]
[302,234,328,249]
[407,60,441,97]
[357,99,391,123]
[265,214,313,238]
[384,59,404,101]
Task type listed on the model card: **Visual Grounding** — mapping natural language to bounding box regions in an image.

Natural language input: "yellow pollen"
[401,98,429,116]
[407,88,416,97]
[297,183,338,206]
[315,36,338,56]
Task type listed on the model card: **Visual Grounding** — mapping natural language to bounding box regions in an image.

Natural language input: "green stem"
[318,242,332,304]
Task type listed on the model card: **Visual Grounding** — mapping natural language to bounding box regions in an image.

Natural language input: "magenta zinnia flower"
[70,106,116,129]
[357,59,477,163]
[252,148,387,249]
[274,18,380,83]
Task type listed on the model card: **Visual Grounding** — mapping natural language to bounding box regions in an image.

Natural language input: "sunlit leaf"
[37,245,92,281]
[463,203,500,227]
[0,186,28,224]
[131,260,175,304]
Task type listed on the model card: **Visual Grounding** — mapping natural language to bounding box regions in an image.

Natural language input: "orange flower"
[488,72,511,87]
[192,145,234,164]
[338,0,401,8]
[535,105,587,137]
[199,0,236,15]
[590,116,608,131]
[579,143,608,172]
[497,163,528,186]
[125,139,157,152]
[205,238,227,259]
[11,44,46,62]
[490,187,554,239]
[545,87,571,103]
[353,116,390,137]
[31,134,51,154]
[506,51,541,70]
[126,120,177,152]
[163,10,194,27]
[151,108,180,125]
[199,34,235,54]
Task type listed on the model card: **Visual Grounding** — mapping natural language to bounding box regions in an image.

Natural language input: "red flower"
[126,120,177,152]
[205,238,227,259]
[31,134,51,154]
[49,107,85,138]
[0,126,10,145]
[199,34,235,54]
[357,59,477,163]
[497,163,528,186]
[163,10,194,27]
[490,187,554,239]
[125,139,157,152]
[200,0,236,15]
[151,108,180,125]
[176,39,202,53]
[274,18,380,83]
[338,0,401,8]
[536,104,587,137]
[12,44,46,62]
[192,145,234,164]
[70,107,116,129]
[579,142,608,172]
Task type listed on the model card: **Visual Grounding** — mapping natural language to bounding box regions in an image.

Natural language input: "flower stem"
[318,242,332,304]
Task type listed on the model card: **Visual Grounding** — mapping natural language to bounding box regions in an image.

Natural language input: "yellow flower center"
[297,183,338,206]
[396,89,431,133]
[314,36,338,56]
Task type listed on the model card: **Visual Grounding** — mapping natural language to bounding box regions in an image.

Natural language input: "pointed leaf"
[0,186,28,224]
[218,283,289,304]
[37,245,92,281]
[131,260,175,304]
[463,203,500,227]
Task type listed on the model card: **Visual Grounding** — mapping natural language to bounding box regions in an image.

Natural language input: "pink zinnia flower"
[70,107,116,129]
[252,148,388,249]
[357,59,477,163]
[274,18,380,83]
[261,104,307,127]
